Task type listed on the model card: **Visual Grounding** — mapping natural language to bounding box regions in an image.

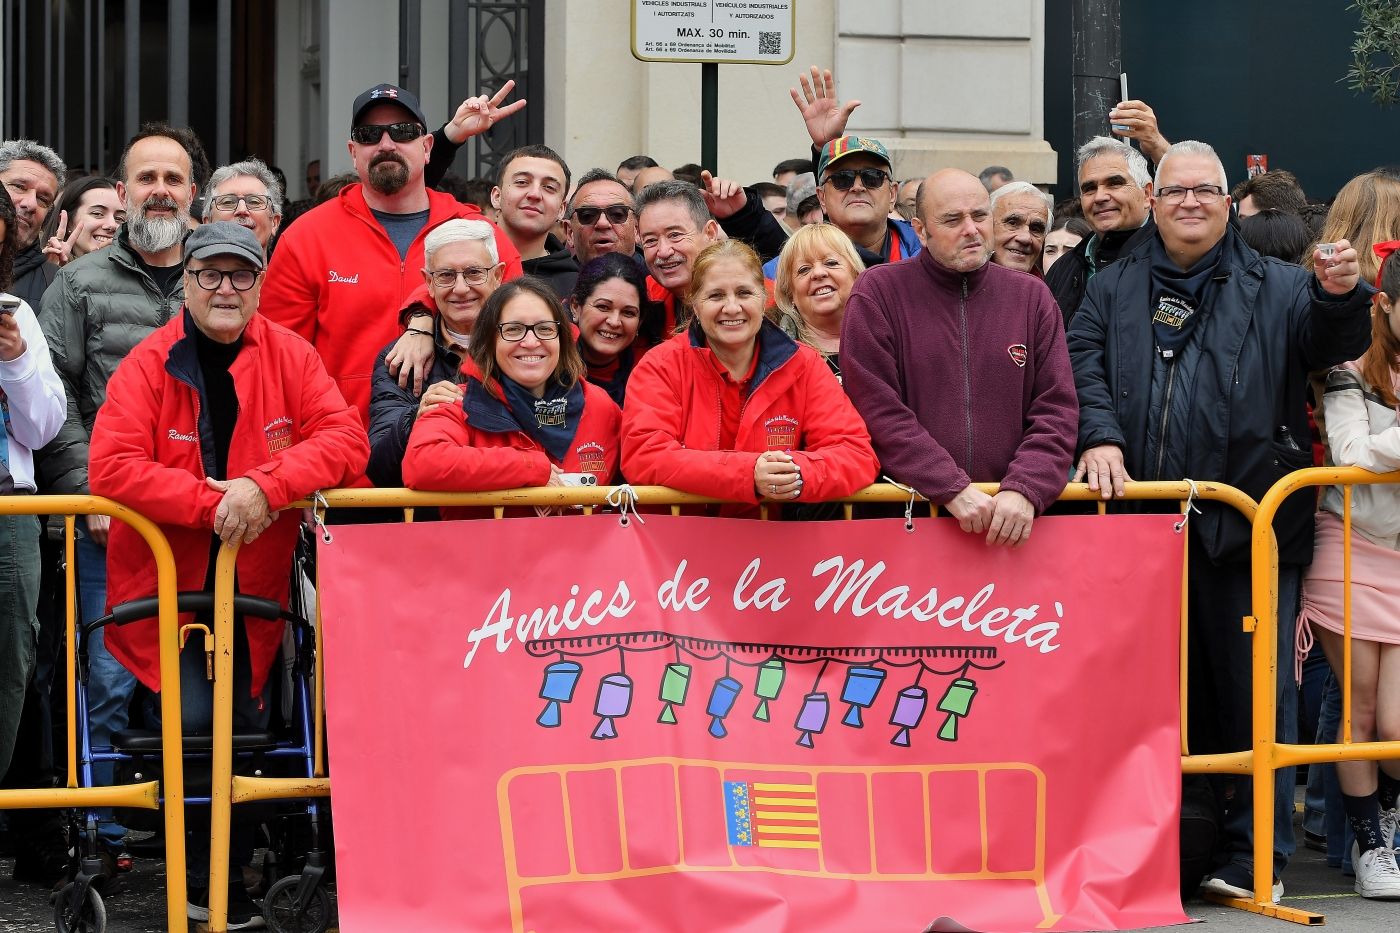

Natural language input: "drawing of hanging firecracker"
[525,633,1003,749]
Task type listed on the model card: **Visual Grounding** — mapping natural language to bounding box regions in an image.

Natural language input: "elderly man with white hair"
[1068,139,1374,903]
[988,181,1053,275]
[367,218,504,487]
[203,158,284,251]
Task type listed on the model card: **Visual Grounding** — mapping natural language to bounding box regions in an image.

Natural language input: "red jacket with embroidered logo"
[88,310,369,695]
[621,320,879,510]
[260,183,523,425]
[403,362,621,518]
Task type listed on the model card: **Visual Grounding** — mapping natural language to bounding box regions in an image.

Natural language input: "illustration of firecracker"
[936,677,978,741]
[752,659,785,721]
[658,662,692,724]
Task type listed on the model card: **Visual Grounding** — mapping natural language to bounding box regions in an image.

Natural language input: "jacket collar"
[686,316,798,393]
[916,246,993,294]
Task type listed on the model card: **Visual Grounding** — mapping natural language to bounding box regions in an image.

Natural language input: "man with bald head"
[843,169,1077,547]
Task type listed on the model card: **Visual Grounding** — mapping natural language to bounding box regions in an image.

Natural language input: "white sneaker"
[1382,807,1399,850]
[1353,843,1400,900]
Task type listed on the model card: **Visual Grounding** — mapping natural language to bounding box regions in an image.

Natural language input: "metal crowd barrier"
[197,480,1257,932]
[1230,466,1400,925]
[0,495,188,933]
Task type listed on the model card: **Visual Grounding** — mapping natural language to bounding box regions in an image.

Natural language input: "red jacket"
[403,365,621,518]
[621,321,879,511]
[89,311,369,695]
[260,184,523,423]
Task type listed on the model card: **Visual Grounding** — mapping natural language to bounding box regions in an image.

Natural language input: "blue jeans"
[77,529,136,848]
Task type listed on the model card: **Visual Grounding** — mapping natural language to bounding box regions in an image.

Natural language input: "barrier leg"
[206,543,240,932]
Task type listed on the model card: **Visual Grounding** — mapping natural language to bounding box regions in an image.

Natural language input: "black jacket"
[11,242,56,309]
[367,335,464,488]
[522,235,580,298]
[1046,218,1157,327]
[1068,229,1374,565]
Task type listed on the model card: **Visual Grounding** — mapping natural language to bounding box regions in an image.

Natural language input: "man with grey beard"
[37,122,202,872]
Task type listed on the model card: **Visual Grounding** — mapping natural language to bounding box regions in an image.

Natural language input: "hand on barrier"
[1074,444,1131,499]
[755,451,802,500]
[417,379,464,416]
[443,78,527,143]
[85,513,111,546]
[986,489,1034,548]
[1313,237,1360,296]
[945,483,995,534]
[790,65,860,147]
[387,327,437,396]
[208,476,274,545]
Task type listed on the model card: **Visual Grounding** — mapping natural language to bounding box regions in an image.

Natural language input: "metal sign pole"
[701,62,719,173]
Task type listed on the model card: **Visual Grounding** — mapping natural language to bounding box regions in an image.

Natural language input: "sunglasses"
[350,122,425,145]
[571,205,633,226]
[824,168,891,191]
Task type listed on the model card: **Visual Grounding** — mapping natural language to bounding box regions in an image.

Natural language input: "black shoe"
[11,827,72,890]
[189,882,266,930]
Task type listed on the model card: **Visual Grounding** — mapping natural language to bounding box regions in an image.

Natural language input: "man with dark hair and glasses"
[90,222,366,927]
[204,158,283,251]
[1068,140,1374,904]
[262,82,523,423]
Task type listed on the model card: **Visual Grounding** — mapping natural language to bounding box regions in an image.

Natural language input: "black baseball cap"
[351,84,428,130]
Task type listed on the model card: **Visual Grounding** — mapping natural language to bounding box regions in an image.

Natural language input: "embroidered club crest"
[764,415,800,451]
[264,415,294,453]
[575,441,606,476]
[1008,344,1028,368]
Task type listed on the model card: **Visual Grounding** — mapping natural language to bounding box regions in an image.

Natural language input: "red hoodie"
[89,311,368,695]
[622,321,879,515]
[261,184,523,424]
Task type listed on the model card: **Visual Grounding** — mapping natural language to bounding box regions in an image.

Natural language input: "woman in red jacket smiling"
[403,277,621,505]
[622,239,878,513]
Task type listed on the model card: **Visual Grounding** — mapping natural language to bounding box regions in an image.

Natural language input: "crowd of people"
[1,62,1399,927]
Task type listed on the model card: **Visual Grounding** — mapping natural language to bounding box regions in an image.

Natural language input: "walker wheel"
[263,873,332,933]
[52,881,106,933]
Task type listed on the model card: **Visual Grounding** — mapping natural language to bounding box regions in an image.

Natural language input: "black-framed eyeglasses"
[428,267,494,288]
[823,168,890,191]
[211,193,273,213]
[1157,184,1226,205]
[187,268,261,291]
[498,321,560,342]
[571,205,633,226]
[350,122,425,145]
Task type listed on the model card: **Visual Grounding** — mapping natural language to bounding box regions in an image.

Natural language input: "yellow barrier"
[195,479,1256,932]
[1231,466,1400,925]
[0,495,188,933]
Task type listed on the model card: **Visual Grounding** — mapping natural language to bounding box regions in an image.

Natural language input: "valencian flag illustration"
[321,514,1190,931]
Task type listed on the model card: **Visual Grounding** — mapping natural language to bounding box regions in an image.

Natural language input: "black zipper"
[1154,356,1178,480]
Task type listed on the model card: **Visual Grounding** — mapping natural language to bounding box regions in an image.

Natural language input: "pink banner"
[320,514,1188,932]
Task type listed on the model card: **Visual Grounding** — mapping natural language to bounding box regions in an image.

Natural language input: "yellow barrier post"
[0,495,187,932]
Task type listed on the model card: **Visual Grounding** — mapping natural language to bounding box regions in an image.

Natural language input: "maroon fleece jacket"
[841,249,1077,513]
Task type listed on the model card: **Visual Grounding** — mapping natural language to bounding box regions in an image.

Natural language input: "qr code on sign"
[758,31,781,55]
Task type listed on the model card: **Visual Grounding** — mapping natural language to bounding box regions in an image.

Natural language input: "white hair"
[1076,136,1152,189]
[204,158,284,218]
[990,181,1054,227]
[1154,140,1229,191]
[423,218,498,266]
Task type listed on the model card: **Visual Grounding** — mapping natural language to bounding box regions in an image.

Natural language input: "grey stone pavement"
[0,802,1393,932]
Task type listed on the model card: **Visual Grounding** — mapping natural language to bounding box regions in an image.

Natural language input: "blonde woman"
[772,223,865,382]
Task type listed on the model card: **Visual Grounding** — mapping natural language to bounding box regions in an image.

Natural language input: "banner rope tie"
[882,475,919,532]
[606,484,645,527]
[311,490,333,543]
[1173,478,1203,534]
